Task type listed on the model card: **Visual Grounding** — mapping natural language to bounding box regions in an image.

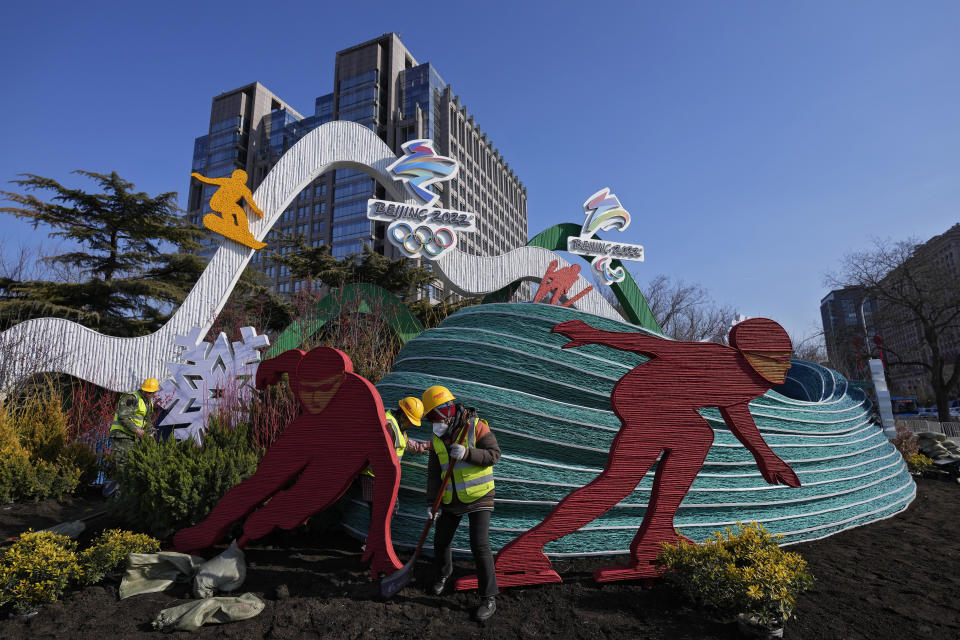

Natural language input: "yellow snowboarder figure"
[191,169,266,250]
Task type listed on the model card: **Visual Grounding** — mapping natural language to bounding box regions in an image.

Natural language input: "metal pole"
[861,295,896,438]
[859,296,871,358]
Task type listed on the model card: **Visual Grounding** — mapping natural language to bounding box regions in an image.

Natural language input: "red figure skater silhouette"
[480,317,800,588]
[532,260,593,307]
[173,346,404,578]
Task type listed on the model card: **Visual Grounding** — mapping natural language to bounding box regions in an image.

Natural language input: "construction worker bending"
[359,397,431,522]
[424,385,500,622]
[108,378,159,489]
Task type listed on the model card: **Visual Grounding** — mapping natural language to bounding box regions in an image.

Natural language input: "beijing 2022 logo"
[367,140,475,260]
[567,188,645,285]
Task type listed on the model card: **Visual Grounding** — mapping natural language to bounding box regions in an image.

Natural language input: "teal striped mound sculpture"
[340,302,915,557]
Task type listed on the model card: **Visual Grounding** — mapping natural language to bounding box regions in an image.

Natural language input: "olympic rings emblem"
[591,256,626,285]
[388,222,456,258]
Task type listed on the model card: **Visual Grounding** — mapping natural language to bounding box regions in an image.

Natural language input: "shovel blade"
[380,555,417,599]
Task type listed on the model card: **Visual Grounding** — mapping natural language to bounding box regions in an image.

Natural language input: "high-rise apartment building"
[186,33,528,295]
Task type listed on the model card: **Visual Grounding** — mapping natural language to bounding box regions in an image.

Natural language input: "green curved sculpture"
[482,223,661,333]
[266,283,425,357]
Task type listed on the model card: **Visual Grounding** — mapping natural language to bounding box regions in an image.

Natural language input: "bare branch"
[827,227,960,419]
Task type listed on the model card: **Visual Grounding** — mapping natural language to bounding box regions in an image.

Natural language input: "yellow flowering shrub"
[79,529,161,585]
[906,452,934,473]
[0,530,81,614]
[656,522,814,627]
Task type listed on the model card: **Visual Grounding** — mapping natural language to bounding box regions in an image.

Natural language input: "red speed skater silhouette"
[173,346,404,577]
[463,317,801,590]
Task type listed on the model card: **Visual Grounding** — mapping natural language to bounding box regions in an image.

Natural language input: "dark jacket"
[426,404,501,516]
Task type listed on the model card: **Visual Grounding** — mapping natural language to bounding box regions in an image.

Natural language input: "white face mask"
[432,422,448,437]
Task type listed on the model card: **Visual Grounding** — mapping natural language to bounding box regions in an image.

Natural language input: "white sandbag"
[119,551,206,599]
[151,592,265,632]
[193,540,247,599]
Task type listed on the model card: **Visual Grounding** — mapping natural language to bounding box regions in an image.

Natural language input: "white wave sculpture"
[433,247,623,323]
[0,122,413,393]
[0,121,619,393]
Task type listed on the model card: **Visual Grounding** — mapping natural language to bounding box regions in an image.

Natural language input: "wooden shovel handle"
[412,420,470,554]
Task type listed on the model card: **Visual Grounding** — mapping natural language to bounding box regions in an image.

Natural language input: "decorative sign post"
[367,139,475,259]
[567,188,644,285]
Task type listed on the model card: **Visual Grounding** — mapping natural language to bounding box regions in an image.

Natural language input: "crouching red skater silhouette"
[460,317,801,591]
[173,346,404,578]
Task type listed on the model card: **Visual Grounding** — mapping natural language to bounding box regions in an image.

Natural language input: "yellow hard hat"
[398,397,424,426]
[422,385,455,416]
[141,378,160,393]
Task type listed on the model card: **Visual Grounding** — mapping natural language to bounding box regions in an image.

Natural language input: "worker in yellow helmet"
[358,397,431,525]
[422,385,501,622]
[107,378,159,490]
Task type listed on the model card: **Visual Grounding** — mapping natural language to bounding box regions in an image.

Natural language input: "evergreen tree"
[0,171,206,336]
[266,236,436,301]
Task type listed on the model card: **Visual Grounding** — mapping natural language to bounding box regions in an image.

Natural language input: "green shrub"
[0,445,34,503]
[79,529,160,585]
[59,441,100,486]
[27,459,82,501]
[15,394,70,463]
[656,522,814,627]
[0,530,81,614]
[0,441,82,503]
[0,395,86,502]
[108,420,261,538]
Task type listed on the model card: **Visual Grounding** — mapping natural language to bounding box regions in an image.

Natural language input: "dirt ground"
[1,478,958,640]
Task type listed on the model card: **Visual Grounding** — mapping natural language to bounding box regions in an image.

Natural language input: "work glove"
[449,443,468,461]
[426,507,436,520]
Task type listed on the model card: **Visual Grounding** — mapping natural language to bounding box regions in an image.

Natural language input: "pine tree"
[267,236,436,301]
[0,171,206,336]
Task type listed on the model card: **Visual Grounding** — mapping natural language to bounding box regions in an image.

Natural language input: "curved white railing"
[0,121,617,392]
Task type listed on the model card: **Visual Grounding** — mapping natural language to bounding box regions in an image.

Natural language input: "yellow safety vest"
[110,392,149,437]
[433,416,495,504]
[363,410,407,477]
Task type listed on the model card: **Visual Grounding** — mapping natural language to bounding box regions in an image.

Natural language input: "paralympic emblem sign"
[567,188,644,285]
[367,139,475,259]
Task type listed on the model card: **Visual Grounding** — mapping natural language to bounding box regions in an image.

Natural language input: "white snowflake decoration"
[158,326,270,443]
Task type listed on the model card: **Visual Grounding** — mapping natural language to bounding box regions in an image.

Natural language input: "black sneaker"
[474,596,496,621]
[431,575,450,596]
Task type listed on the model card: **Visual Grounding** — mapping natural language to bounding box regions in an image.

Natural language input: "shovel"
[380,421,469,599]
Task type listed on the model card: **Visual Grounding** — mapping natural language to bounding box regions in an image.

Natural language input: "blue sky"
[1,1,958,341]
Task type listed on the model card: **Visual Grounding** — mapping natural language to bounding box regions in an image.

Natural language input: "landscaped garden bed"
[1,478,956,639]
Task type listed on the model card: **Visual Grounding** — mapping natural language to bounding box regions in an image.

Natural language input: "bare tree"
[642,274,740,343]
[595,273,739,342]
[828,234,960,421]
[790,330,827,364]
